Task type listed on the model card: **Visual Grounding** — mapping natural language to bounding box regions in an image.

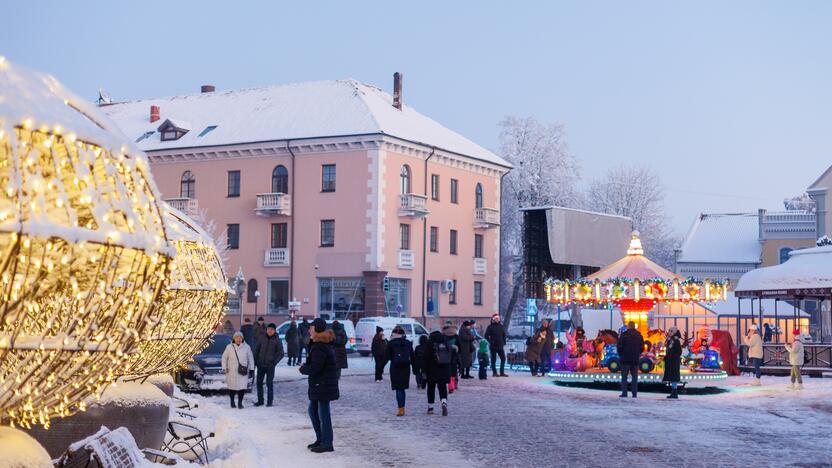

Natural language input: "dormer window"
[157,118,191,141]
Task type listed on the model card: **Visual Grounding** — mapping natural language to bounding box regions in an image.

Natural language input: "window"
[400,165,411,195]
[272,165,289,194]
[180,170,196,198]
[384,278,409,315]
[198,125,218,137]
[426,281,440,316]
[227,170,241,197]
[475,183,484,209]
[318,277,365,315]
[268,279,289,314]
[320,220,335,247]
[159,120,189,141]
[431,174,440,200]
[271,223,288,248]
[779,247,794,264]
[474,281,483,305]
[322,164,336,192]
[246,278,259,303]
[161,129,179,141]
[474,234,484,258]
[449,279,457,304]
[429,226,438,252]
[450,178,459,204]
[450,229,458,255]
[227,224,240,249]
[400,224,410,250]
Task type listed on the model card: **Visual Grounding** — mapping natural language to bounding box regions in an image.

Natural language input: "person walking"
[477,339,490,380]
[371,327,388,382]
[386,325,415,416]
[617,321,644,398]
[423,330,451,416]
[662,326,683,399]
[331,320,349,379]
[485,314,508,377]
[300,318,339,453]
[413,334,428,390]
[784,330,805,390]
[525,329,546,377]
[222,331,255,408]
[458,321,476,379]
[254,317,267,346]
[253,323,284,407]
[442,322,460,392]
[222,319,235,335]
[744,325,763,385]
[286,320,301,366]
[540,320,555,374]
[299,317,311,361]
[240,318,255,349]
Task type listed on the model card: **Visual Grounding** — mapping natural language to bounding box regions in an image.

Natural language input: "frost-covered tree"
[499,116,581,327]
[783,193,816,212]
[189,207,230,272]
[585,165,676,268]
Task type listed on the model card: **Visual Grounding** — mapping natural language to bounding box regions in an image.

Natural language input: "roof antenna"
[97,87,112,106]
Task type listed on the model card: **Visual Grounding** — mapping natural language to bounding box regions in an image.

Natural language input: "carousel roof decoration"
[545,231,728,313]
[0,58,173,428]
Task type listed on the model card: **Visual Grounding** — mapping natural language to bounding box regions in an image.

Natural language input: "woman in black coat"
[385,325,416,416]
[422,331,451,416]
[331,320,349,378]
[299,318,339,452]
[285,321,300,366]
[458,322,476,379]
[662,327,683,399]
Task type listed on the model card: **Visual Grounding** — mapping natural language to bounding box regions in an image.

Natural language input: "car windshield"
[201,335,232,355]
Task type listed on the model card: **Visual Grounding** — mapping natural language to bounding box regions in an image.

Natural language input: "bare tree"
[189,207,230,272]
[585,165,676,267]
[783,193,816,212]
[499,116,581,328]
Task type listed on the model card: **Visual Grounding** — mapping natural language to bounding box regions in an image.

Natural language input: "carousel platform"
[548,368,728,384]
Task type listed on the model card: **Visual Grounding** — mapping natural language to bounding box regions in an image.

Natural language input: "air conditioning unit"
[441,279,455,293]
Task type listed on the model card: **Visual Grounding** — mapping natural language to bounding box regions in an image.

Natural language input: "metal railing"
[474,207,500,227]
[264,248,290,266]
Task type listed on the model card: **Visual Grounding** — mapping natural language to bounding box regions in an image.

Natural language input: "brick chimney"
[393,72,403,110]
[150,105,160,123]
[201,84,216,93]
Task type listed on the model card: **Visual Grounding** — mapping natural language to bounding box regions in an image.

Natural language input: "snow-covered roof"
[102,79,511,168]
[677,213,761,264]
[701,291,810,317]
[735,245,832,294]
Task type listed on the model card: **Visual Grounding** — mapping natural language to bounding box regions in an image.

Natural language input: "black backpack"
[434,342,451,365]
[391,341,411,367]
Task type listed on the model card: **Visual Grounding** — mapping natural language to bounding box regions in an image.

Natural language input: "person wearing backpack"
[413,334,429,389]
[385,325,416,416]
[371,327,388,382]
[442,322,461,393]
[422,330,451,416]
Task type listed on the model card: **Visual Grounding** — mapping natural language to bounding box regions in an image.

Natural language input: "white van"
[355,317,429,356]
[276,319,357,353]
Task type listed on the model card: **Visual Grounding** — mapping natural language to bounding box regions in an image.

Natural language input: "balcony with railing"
[398,250,415,269]
[760,210,816,240]
[264,248,290,267]
[255,193,292,217]
[398,193,429,217]
[164,197,198,216]
[473,257,487,275]
[474,207,500,229]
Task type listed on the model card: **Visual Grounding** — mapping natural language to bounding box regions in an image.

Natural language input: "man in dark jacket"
[285,320,300,366]
[458,321,476,379]
[485,314,508,377]
[254,323,284,406]
[240,318,255,349]
[299,318,311,361]
[254,317,267,347]
[300,318,339,453]
[371,327,387,382]
[423,331,452,416]
[617,321,645,398]
[331,320,349,378]
[539,319,555,373]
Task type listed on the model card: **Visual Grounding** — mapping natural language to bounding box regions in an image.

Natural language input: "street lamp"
[254,290,261,322]
[234,268,245,326]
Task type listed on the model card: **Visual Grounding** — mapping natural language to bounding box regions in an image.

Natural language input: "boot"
[426,406,434,415]
[788,382,795,389]
[797,383,804,390]
[238,393,244,409]
[752,377,761,386]
[396,407,405,417]
[230,399,236,408]
[492,371,498,377]
[667,388,678,399]
[441,401,448,416]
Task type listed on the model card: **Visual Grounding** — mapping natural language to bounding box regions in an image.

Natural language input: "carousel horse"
[564,327,597,371]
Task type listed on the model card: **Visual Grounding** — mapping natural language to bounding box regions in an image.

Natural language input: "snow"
[678,213,761,264]
[0,426,52,468]
[736,245,832,293]
[101,80,511,168]
[93,381,170,408]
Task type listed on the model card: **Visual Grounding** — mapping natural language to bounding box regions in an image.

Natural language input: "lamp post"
[234,268,245,326]
[254,290,261,322]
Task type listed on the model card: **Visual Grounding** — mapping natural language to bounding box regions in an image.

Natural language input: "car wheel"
[639,357,654,373]
[607,357,621,373]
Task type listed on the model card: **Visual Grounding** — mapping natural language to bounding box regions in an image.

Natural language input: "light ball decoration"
[119,206,227,377]
[0,59,172,428]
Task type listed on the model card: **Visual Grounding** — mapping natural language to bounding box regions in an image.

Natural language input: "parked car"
[175,334,254,392]
[355,317,429,356]
[276,319,357,354]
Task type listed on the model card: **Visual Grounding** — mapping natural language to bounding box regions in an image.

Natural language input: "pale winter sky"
[3,1,830,234]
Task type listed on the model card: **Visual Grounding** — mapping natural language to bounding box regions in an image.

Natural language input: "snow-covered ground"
[178,357,832,467]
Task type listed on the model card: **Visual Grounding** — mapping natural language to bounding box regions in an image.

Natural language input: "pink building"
[103,75,511,329]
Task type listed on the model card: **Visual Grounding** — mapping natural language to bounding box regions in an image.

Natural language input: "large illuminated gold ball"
[119,206,227,377]
[0,58,172,428]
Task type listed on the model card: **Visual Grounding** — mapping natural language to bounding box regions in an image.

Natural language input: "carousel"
[544,232,732,385]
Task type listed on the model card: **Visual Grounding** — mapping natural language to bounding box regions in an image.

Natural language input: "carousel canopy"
[735,245,832,297]
[585,233,681,282]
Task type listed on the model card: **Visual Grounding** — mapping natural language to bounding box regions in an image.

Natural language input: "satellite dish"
[97,87,112,105]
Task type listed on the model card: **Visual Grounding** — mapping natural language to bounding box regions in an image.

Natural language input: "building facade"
[104,77,511,329]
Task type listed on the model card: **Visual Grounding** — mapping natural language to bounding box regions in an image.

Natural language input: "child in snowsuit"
[413,335,428,389]
[477,339,490,380]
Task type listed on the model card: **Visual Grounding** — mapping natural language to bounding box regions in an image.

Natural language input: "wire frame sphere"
[0,59,172,428]
[119,207,227,377]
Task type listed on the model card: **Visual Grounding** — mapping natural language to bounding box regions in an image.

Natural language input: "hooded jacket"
[422,331,452,384]
[485,320,506,349]
[331,321,349,369]
[300,330,340,401]
[458,325,476,368]
[785,337,805,366]
[744,332,763,359]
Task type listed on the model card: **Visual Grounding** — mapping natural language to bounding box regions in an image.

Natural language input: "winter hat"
[793,328,801,336]
[233,331,244,340]
[267,323,277,330]
[257,317,265,323]
[667,326,679,335]
[312,318,327,333]
[376,326,383,334]
[491,313,500,322]
[748,325,758,333]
